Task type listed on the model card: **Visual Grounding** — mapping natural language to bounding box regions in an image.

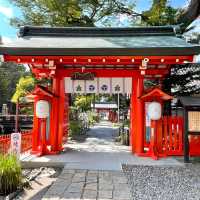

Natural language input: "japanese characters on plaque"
[10,132,21,158]
[64,77,132,94]
[188,111,200,132]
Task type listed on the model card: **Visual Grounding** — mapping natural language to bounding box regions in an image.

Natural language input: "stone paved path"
[42,169,131,200]
[22,121,182,170]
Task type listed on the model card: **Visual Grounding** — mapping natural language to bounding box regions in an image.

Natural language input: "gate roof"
[0,26,199,56]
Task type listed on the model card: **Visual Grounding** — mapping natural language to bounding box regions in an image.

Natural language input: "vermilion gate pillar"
[130,78,145,154]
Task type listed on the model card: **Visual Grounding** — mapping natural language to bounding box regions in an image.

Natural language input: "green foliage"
[0,154,22,195]
[123,119,130,127]
[20,107,34,115]
[74,95,93,112]
[0,62,26,106]
[142,0,177,26]
[69,106,79,121]
[10,0,138,27]
[12,76,35,103]
[69,121,82,137]
[88,111,99,126]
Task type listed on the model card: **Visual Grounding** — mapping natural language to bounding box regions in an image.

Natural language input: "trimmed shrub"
[0,154,22,195]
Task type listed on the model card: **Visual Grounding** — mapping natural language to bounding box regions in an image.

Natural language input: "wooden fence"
[158,116,184,156]
[0,131,32,155]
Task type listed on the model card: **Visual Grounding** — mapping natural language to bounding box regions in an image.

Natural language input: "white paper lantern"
[147,101,161,120]
[36,100,50,118]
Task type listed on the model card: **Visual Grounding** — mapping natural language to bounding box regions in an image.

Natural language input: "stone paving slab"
[42,169,132,200]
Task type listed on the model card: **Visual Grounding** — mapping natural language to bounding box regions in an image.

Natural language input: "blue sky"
[0,0,188,39]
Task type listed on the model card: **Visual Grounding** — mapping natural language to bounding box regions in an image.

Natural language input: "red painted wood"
[160,116,183,156]
[32,96,39,152]
[157,118,163,154]
[189,136,200,155]
[129,92,134,149]
[132,78,144,154]
[3,55,194,65]
[31,68,170,78]
[163,116,168,153]
[0,131,32,155]
[21,131,32,153]
[57,78,65,151]
[63,94,69,143]
[143,116,184,157]
[169,116,173,151]
[50,78,60,152]
[130,79,136,152]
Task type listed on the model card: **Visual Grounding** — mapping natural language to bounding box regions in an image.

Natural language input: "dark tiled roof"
[178,96,200,107]
[19,26,178,37]
[0,26,199,56]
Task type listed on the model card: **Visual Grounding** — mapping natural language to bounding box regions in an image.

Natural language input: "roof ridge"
[19,26,177,37]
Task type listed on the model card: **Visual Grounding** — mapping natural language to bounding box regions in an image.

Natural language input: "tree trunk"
[181,0,200,22]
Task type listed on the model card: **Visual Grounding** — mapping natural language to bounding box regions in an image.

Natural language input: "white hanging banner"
[99,78,111,94]
[86,78,98,93]
[65,77,73,93]
[124,78,132,94]
[73,80,85,93]
[64,77,132,94]
[112,78,124,94]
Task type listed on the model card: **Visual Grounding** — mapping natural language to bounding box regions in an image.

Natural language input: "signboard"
[65,77,132,94]
[188,111,200,132]
[71,72,95,80]
[11,132,21,158]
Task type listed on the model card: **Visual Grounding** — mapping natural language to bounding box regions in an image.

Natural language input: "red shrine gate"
[0,26,199,159]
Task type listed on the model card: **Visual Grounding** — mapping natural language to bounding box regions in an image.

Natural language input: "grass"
[0,154,22,195]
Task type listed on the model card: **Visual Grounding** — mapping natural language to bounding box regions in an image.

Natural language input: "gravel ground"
[122,164,200,200]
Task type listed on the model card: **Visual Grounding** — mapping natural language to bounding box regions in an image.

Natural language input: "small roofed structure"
[91,102,118,122]
[140,88,173,101]
[178,96,200,109]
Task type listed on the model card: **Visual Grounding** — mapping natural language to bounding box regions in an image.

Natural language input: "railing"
[0,130,32,155]
[157,116,200,156]
[0,134,10,155]
[144,116,184,158]
[160,116,183,156]
[21,131,32,153]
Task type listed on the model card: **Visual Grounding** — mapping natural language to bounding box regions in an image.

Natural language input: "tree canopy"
[142,0,177,26]
[0,62,26,106]
[10,0,139,27]
[11,76,35,103]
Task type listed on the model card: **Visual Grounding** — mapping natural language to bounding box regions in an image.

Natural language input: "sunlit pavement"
[21,121,183,171]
